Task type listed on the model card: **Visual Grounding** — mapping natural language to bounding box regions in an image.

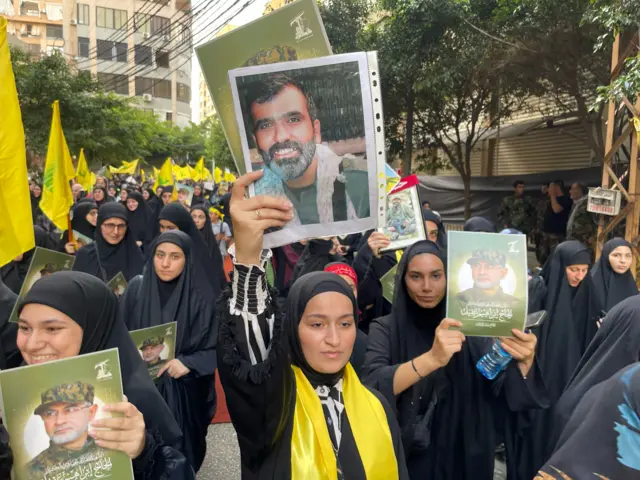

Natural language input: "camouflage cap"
[34,382,95,415]
[140,336,164,349]
[467,249,507,267]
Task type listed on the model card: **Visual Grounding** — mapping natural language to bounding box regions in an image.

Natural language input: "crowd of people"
[1,167,639,480]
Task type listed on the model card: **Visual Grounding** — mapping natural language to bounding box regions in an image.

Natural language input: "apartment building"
[1,0,193,128]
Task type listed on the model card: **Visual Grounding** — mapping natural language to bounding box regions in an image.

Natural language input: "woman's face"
[142,190,150,201]
[100,216,127,245]
[108,187,116,197]
[126,198,139,212]
[85,209,98,226]
[95,177,107,189]
[565,264,589,287]
[298,291,356,374]
[339,274,357,299]
[191,209,207,230]
[33,185,42,197]
[405,253,446,309]
[194,186,201,196]
[93,189,104,202]
[17,304,83,365]
[154,242,186,282]
[609,246,633,274]
[159,219,179,233]
[425,221,439,243]
[120,190,128,201]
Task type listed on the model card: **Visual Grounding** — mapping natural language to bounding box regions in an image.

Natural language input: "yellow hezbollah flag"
[224,170,237,183]
[109,159,138,175]
[214,167,223,184]
[75,148,94,193]
[40,100,76,231]
[0,17,35,267]
[194,156,206,181]
[153,158,178,201]
[203,167,212,181]
[153,166,160,180]
[140,169,146,182]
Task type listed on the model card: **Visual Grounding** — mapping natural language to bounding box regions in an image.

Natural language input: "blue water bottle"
[476,340,512,380]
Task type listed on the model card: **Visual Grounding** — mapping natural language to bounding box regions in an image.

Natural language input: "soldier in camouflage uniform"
[456,250,518,307]
[140,336,167,379]
[497,180,536,235]
[28,382,99,479]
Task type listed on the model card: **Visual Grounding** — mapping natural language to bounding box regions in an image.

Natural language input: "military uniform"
[387,201,416,239]
[498,195,536,235]
[28,382,98,480]
[534,197,550,264]
[456,250,518,307]
[141,336,167,379]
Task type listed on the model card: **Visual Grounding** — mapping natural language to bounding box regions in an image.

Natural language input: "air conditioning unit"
[142,93,153,102]
[70,19,77,25]
[143,32,150,39]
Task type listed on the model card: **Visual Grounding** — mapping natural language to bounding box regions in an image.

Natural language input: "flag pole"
[67,213,73,243]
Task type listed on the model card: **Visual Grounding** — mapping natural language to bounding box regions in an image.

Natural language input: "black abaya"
[120,231,218,472]
[423,210,447,248]
[463,217,496,233]
[126,191,154,246]
[158,203,224,297]
[362,241,548,480]
[72,203,145,282]
[591,238,638,313]
[58,201,97,252]
[291,239,343,282]
[190,204,221,265]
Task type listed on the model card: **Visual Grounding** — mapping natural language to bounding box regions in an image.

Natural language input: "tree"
[317,0,371,54]
[202,115,236,172]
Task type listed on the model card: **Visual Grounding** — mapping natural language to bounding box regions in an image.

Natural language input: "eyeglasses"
[41,404,91,419]
[102,223,127,232]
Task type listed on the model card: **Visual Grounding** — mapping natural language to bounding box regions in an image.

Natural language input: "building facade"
[2,0,192,128]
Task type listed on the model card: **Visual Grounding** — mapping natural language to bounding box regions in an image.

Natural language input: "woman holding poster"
[217,172,409,479]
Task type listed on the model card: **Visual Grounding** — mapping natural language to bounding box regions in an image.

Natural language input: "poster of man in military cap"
[446,231,528,337]
[229,52,386,247]
[128,323,177,381]
[0,349,133,480]
[8,247,75,323]
[195,0,332,175]
[106,272,128,298]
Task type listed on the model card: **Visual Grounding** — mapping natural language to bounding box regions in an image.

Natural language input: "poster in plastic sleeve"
[106,272,127,298]
[381,264,397,304]
[446,231,528,337]
[128,323,177,382]
[380,175,426,251]
[0,349,133,480]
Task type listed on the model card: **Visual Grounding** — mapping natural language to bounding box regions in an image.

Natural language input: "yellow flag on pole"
[224,170,237,183]
[153,158,178,201]
[214,167,223,184]
[0,17,35,267]
[109,159,139,175]
[75,148,94,193]
[194,156,206,181]
[40,100,76,231]
[140,169,146,182]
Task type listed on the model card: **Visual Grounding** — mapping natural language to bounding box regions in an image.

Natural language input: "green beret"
[140,336,164,349]
[35,382,94,415]
[467,249,506,267]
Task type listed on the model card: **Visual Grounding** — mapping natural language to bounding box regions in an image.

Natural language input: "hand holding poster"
[229,52,386,248]
[379,175,426,251]
[8,248,75,322]
[446,231,528,337]
[128,323,177,382]
[0,349,133,480]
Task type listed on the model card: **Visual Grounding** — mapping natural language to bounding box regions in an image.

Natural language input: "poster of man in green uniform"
[446,231,528,337]
[129,323,177,381]
[0,349,133,480]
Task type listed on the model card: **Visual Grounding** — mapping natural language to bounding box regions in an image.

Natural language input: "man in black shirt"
[539,180,572,264]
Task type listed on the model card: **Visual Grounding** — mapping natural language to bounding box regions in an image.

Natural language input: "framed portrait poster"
[129,322,178,382]
[106,272,127,298]
[380,175,426,252]
[228,52,387,248]
[195,0,332,174]
[0,349,134,480]
[446,231,528,337]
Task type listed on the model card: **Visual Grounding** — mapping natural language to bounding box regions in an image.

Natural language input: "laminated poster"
[379,175,426,252]
[128,322,178,382]
[106,272,127,298]
[446,231,528,337]
[0,349,133,480]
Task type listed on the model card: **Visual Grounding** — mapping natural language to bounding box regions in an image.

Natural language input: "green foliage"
[201,115,236,172]
[317,0,371,54]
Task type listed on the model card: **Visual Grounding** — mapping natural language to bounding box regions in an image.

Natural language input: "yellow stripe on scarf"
[291,363,399,480]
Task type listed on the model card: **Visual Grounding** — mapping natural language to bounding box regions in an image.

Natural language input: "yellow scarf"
[291,363,399,480]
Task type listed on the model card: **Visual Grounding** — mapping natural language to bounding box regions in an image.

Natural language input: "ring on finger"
[255,209,262,219]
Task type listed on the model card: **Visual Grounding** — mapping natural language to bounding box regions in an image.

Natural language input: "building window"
[46,25,63,39]
[96,39,113,61]
[177,83,190,103]
[115,42,127,62]
[135,13,150,34]
[78,37,90,57]
[98,73,129,95]
[27,43,41,57]
[96,7,127,30]
[151,16,170,36]
[166,112,172,123]
[155,50,169,68]
[77,4,90,25]
[134,45,153,66]
[20,1,39,17]
[135,77,154,96]
[154,79,171,99]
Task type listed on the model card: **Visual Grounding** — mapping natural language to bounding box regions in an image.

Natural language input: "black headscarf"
[0,226,59,294]
[552,295,640,442]
[541,362,640,479]
[158,203,224,296]
[126,191,153,244]
[463,217,496,233]
[16,271,182,445]
[285,272,358,387]
[0,279,19,370]
[191,204,220,262]
[291,239,343,283]
[71,201,98,238]
[591,238,638,312]
[92,186,111,208]
[423,210,447,249]
[72,203,145,282]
